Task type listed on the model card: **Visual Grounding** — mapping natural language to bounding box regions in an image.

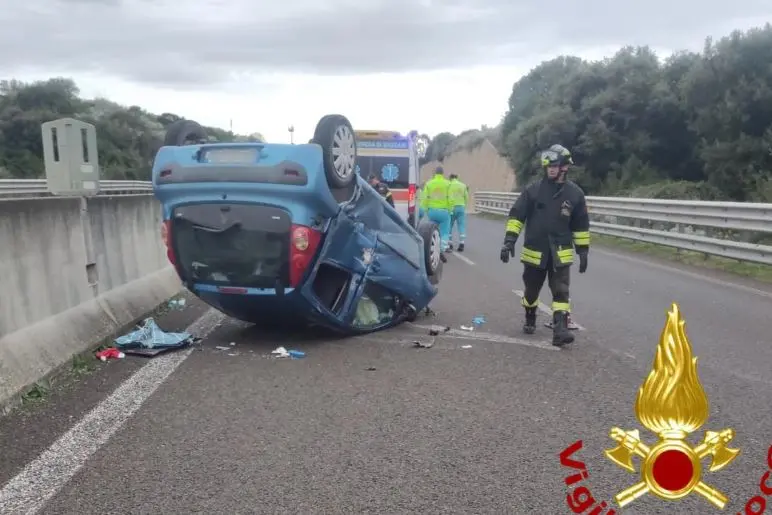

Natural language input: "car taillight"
[289,224,322,287]
[160,220,176,266]
[408,184,416,216]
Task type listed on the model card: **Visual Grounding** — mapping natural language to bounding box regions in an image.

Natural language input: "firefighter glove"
[578,251,588,273]
[500,235,517,263]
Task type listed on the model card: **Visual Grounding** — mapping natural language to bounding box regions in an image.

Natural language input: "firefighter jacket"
[374,182,395,207]
[504,178,590,269]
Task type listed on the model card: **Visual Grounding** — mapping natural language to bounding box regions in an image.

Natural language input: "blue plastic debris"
[472,315,486,325]
[271,346,306,359]
[114,317,193,356]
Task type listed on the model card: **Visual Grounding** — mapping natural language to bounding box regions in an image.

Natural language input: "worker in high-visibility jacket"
[421,166,451,259]
[447,173,469,252]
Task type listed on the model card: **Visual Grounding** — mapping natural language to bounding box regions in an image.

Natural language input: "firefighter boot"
[457,243,465,252]
[552,311,575,347]
[522,307,537,334]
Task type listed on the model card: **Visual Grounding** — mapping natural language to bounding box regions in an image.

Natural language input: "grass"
[592,234,772,283]
[18,348,103,407]
[21,380,51,405]
[474,212,772,284]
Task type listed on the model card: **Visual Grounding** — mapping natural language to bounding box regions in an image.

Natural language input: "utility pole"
[288,125,295,144]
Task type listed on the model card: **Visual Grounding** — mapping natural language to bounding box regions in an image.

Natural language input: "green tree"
[0,77,257,181]
[422,132,456,165]
[497,23,772,201]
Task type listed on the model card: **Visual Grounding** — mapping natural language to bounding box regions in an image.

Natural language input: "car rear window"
[356,156,410,189]
[172,204,291,289]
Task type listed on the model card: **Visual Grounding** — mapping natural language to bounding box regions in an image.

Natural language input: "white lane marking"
[407,323,559,351]
[605,346,637,361]
[0,308,226,515]
[512,289,586,330]
[450,252,475,266]
[591,247,772,301]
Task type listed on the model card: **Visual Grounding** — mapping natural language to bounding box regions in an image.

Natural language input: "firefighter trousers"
[521,261,571,313]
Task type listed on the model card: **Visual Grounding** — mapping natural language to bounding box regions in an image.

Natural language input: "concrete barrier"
[0,195,181,407]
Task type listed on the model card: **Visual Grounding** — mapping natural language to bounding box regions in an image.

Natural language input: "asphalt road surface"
[1,214,771,515]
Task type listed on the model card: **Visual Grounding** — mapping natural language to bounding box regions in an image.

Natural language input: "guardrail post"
[78,197,98,296]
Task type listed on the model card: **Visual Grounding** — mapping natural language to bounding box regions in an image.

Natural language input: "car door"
[352,184,426,304]
[300,183,418,331]
[299,197,378,330]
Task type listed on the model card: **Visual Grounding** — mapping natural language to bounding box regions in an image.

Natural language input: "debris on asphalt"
[366,367,377,371]
[461,345,473,349]
[270,346,306,359]
[167,298,187,310]
[113,317,194,357]
[229,342,236,346]
[428,325,450,336]
[472,315,486,326]
[271,346,290,358]
[215,346,231,351]
[95,348,125,361]
[413,339,434,349]
[460,325,474,331]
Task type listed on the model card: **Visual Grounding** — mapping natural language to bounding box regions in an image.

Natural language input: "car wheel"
[417,219,442,278]
[312,114,357,190]
[164,119,208,146]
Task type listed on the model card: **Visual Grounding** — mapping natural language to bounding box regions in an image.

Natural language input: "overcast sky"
[1,0,770,141]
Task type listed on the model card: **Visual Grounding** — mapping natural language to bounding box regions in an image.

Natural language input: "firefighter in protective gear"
[499,144,590,347]
[421,166,451,259]
[447,173,469,252]
[368,174,395,208]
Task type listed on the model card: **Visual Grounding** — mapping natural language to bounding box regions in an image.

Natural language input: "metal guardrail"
[474,191,772,266]
[0,179,152,198]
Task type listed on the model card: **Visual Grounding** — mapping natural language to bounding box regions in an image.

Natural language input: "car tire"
[164,119,208,146]
[417,219,442,279]
[312,114,357,190]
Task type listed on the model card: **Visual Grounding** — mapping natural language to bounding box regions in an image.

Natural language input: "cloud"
[1,0,770,88]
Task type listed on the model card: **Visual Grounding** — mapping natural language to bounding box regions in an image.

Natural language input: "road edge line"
[0,308,225,515]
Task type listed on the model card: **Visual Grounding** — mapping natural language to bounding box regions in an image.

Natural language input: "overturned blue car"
[152,114,442,334]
